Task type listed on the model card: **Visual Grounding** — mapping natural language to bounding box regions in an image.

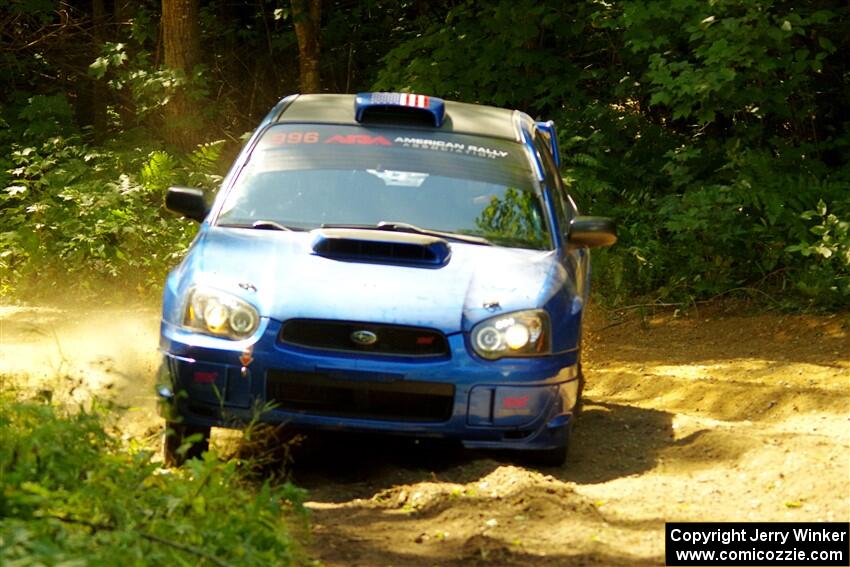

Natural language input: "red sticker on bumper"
[193,371,218,384]
[239,346,254,366]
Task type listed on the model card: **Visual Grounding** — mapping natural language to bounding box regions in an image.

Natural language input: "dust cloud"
[0,301,162,439]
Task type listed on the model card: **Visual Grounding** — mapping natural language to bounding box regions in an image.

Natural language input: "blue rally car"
[158,92,616,467]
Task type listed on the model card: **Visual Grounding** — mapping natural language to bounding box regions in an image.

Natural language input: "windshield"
[217,124,551,250]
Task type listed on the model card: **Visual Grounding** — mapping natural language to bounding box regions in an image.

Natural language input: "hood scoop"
[311,229,451,267]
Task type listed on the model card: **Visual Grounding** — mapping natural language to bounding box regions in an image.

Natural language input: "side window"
[533,134,574,237]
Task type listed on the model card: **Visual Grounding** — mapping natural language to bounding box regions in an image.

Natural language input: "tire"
[524,419,573,468]
[526,441,569,468]
[573,360,585,418]
[162,421,211,467]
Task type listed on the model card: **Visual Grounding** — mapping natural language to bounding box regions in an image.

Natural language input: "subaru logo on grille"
[350,330,378,346]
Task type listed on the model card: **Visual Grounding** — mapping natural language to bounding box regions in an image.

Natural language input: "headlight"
[470,309,550,360]
[183,287,260,339]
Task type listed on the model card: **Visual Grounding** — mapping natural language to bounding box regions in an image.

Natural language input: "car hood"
[180,227,566,334]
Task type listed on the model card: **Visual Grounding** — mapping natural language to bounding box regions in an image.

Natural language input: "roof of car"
[275,94,520,141]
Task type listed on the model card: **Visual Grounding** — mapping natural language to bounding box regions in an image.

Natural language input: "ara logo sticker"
[239,346,254,367]
[325,134,392,145]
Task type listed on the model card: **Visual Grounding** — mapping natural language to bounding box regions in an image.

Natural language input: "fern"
[140,151,179,193]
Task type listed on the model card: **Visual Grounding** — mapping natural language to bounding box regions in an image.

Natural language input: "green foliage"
[0,96,227,297]
[2,0,848,309]
[89,42,129,80]
[16,95,77,141]
[374,0,596,111]
[0,390,305,566]
[90,39,211,123]
[376,0,850,309]
[786,199,850,304]
[622,0,837,124]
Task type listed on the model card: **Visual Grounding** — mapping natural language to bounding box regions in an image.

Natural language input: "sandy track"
[0,303,162,441]
[296,307,849,566]
[2,303,848,566]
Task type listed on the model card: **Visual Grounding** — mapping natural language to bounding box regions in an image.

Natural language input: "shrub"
[0,388,306,566]
[0,97,227,298]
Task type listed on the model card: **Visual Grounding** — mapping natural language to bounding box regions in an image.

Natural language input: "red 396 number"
[270,131,319,144]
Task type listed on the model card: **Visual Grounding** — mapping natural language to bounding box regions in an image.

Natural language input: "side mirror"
[165,187,209,222]
[568,216,617,249]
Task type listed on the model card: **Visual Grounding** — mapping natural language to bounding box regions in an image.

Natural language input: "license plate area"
[266,370,454,422]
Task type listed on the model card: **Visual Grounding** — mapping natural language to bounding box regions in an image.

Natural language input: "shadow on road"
[232,398,683,501]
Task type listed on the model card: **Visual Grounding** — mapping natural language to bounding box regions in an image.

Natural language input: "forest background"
[1,0,848,309]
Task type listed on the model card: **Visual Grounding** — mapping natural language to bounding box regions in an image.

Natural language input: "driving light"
[470,310,549,360]
[184,288,260,339]
[504,323,530,350]
[203,300,229,330]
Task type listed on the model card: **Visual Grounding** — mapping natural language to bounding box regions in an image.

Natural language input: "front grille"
[280,319,449,357]
[266,370,454,422]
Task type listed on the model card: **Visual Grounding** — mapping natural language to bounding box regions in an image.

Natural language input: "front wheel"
[523,415,573,467]
[525,442,569,467]
[162,422,211,467]
[573,361,585,418]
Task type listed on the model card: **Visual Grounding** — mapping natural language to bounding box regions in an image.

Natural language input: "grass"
[0,384,308,566]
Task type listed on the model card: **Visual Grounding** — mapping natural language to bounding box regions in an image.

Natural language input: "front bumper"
[157,318,580,451]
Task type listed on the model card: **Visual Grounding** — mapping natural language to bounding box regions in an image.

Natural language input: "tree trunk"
[112,0,137,125]
[90,0,107,141]
[291,0,321,93]
[161,0,202,150]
